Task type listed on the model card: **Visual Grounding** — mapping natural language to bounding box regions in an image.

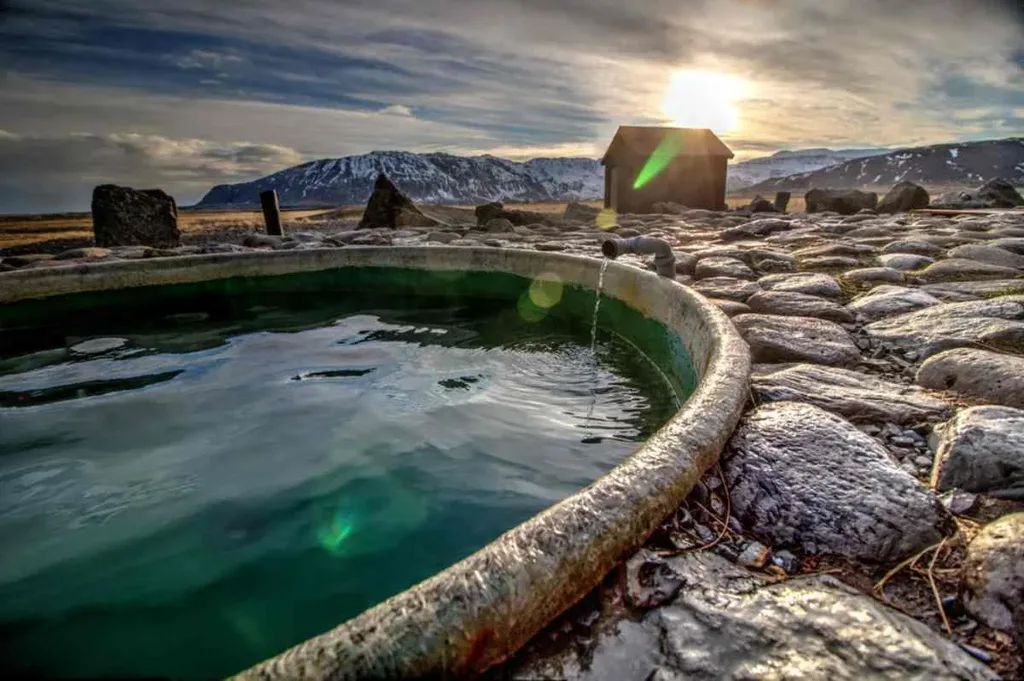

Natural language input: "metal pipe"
[601,236,676,279]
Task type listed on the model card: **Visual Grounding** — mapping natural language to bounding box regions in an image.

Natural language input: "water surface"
[0,282,685,679]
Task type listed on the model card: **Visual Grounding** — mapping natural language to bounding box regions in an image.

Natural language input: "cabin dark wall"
[604,155,727,213]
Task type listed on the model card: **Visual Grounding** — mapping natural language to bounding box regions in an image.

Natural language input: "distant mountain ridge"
[195,139,1024,209]
[196,151,603,208]
[726,148,890,191]
[745,138,1024,192]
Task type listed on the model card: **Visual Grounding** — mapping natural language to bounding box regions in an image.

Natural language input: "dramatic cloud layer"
[0,0,1022,211]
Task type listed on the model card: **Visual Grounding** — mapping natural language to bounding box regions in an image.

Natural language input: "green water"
[0,268,694,679]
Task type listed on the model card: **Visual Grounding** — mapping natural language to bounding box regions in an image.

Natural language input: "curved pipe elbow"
[601,236,676,279]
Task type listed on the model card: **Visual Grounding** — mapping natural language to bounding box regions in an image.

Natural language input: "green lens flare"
[317,514,355,555]
[633,133,682,190]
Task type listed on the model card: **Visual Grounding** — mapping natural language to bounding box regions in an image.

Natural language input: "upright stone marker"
[260,190,284,236]
[774,191,791,214]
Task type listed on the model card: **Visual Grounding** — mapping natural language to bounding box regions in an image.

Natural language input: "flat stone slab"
[733,314,861,366]
[879,253,935,271]
[948,244,1024,269]
[723,402,954,562]
[917,348,1024,409]
[504,552,996,681]
[693,256,756,280]
[753,364,950,424]
[757,272,843,298]
[915,258,1021,283]
[881,239,944,257]
[923,279,1024,301]
[865,295,1024,356]
[842,267,905,284]
[932,406,1024,500]
[691,277,760,302]
[963,513,1024,647]
[746,290,854,323]
[848,285,941,321]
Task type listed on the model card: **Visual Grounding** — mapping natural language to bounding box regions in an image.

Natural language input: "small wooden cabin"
[601,126,733,213]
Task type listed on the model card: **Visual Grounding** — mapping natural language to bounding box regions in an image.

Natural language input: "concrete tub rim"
[0,247,751,679]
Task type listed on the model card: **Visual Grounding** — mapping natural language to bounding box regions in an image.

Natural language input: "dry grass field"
[0,208,332,251]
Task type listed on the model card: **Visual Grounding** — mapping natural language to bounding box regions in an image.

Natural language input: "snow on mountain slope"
[727,148,889,191]
[196,151,603,208]
[745,138,1024,192]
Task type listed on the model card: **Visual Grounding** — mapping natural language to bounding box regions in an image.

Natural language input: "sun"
[662,69,744,133]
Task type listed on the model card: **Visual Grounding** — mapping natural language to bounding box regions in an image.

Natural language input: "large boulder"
[474,201,550,227]
[745,195,777,213]
[723,402,954,562]
[563,201,601,223]
[752,364,950,424]
[508,551,997,681]
[878,181,930,213]
[805,188,878,215]
[91,184,180,248]
[917,348,1024,409]
[358,174,439,229]
[934,178,1024,209]
[931,406,1024,499]
[962,513,1024,646]
[732,314,861,366]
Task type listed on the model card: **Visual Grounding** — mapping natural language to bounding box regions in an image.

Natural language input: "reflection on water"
[0,291,682,679]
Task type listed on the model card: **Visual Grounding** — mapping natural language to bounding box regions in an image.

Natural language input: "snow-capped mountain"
[745,138,1024,192]
[727,148,889,191]
[195,151,603,208]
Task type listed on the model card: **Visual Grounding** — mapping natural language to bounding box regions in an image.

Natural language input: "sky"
[1,0,1024,212]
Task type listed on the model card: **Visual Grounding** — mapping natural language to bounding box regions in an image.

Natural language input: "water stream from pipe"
[583,259,610,442]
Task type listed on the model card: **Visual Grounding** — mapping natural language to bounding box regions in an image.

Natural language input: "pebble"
[737,541,770,569]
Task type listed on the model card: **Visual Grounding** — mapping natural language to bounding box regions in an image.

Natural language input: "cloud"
[0,0,1022,211]
[0,131,303,212]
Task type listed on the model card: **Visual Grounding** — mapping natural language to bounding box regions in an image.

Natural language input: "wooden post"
[774,191,791,214]
[260,190,283,236]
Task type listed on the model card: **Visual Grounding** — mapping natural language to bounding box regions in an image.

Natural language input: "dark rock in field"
[932,406,1024,499]
[475,201,549,227]
[732,314,861,366]
[805,188,878,215]
[746,290,854,323]
[865,295,1024,356]
[563,201,601,223]
[917,348,1024,409]
[358,174,439,229]
[962,512,1024,646]
[976,178,1024,208]
[723,402,954,562]
[878,181,930,213]
[774,191,791,213]
[753,364,949,424]
[91,184,180,248]
[745,195,777,213]
[483,218,514,233]
[507,551,996,681]
[934,178,1024,209]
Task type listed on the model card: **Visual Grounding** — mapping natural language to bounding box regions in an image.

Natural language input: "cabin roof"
[601,126,734,164]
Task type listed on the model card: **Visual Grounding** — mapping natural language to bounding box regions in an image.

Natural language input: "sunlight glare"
[662,69,744,132]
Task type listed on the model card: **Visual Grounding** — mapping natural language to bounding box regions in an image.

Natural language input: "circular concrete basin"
[0,247,750,679]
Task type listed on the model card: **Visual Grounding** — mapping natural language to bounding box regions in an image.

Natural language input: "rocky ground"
[3,200,1024,679]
